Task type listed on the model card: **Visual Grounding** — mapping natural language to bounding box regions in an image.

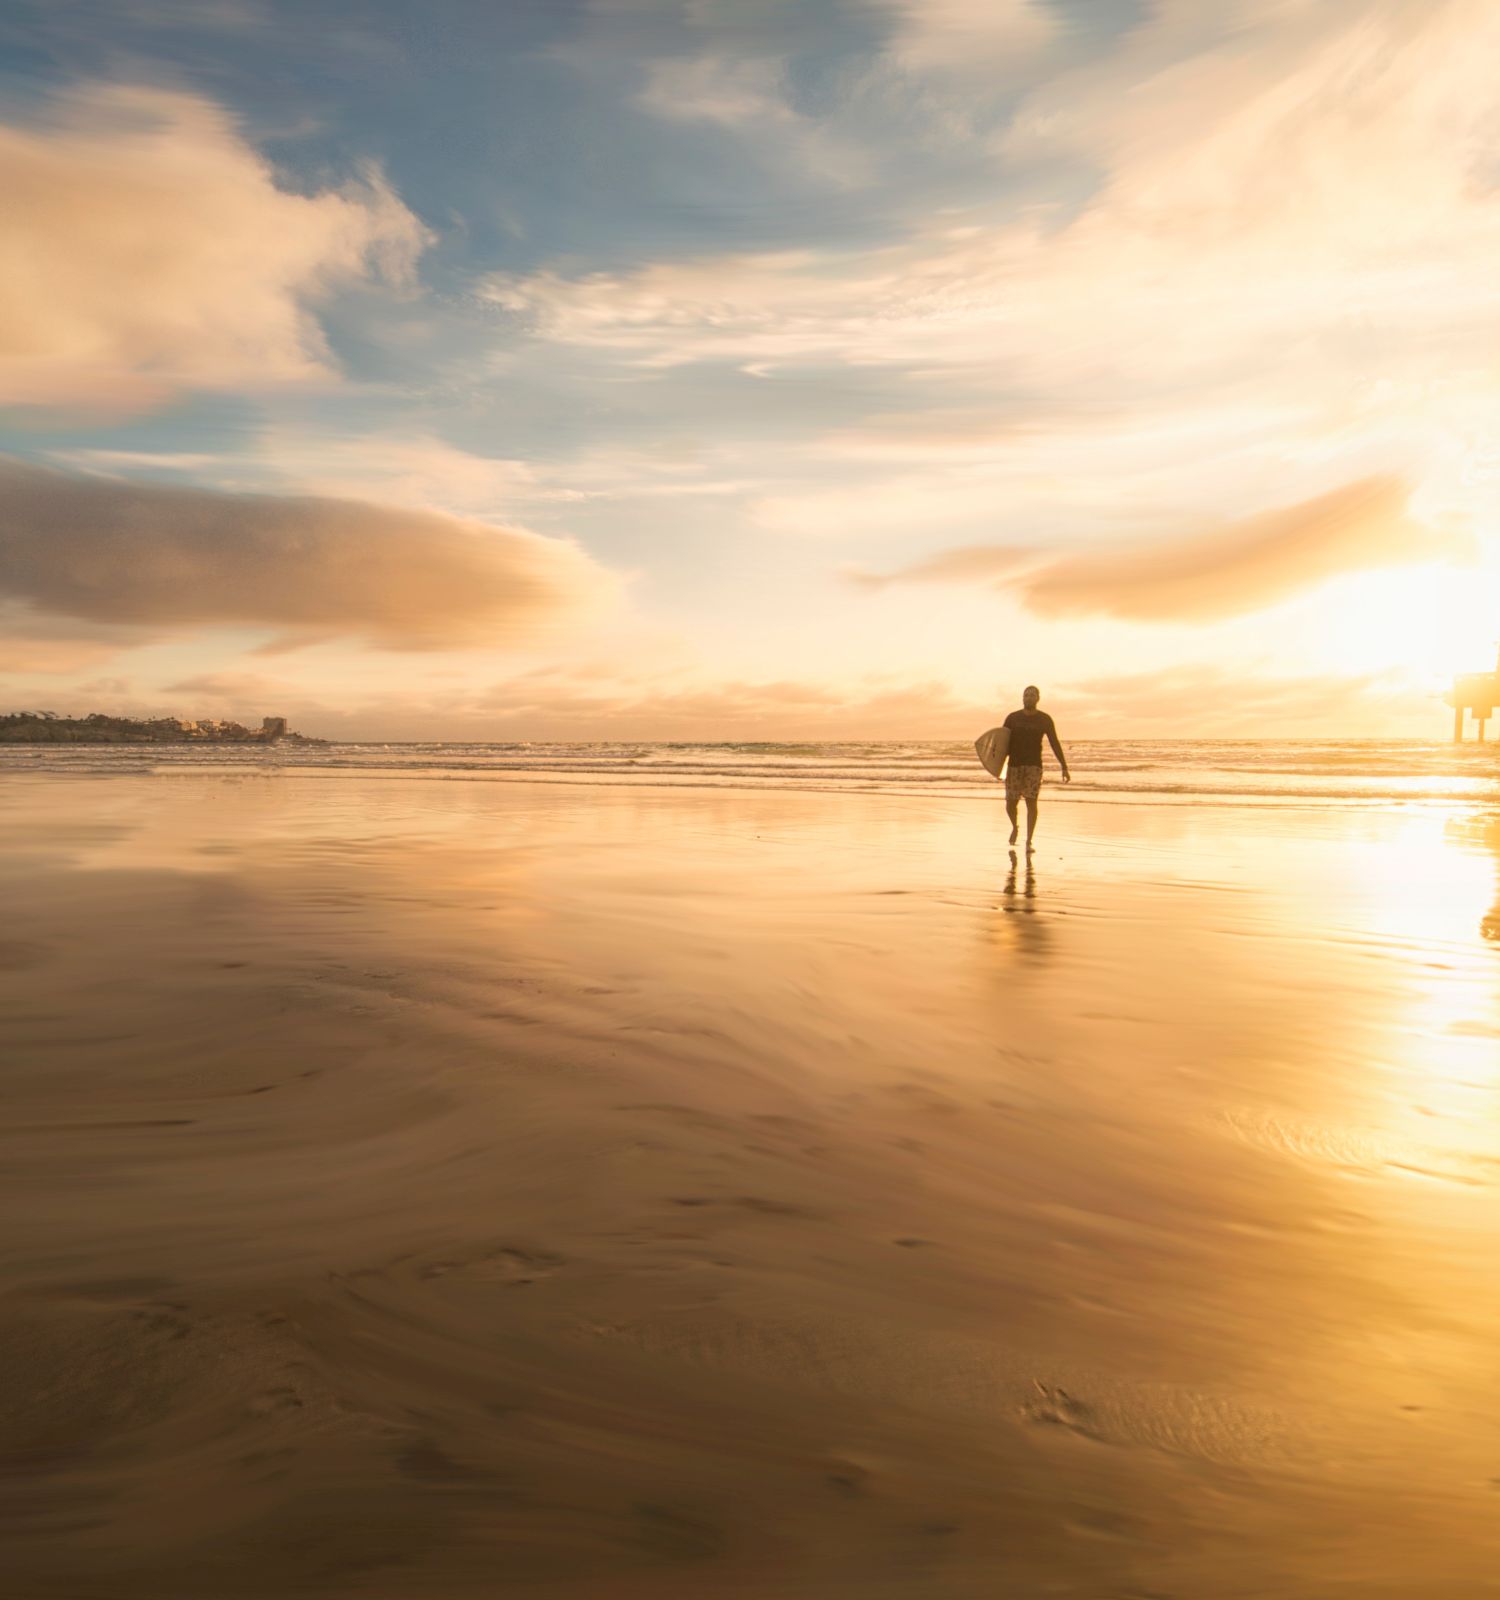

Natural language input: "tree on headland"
[0,711,320,744]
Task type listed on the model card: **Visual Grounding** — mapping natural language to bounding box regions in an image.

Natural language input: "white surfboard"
[974,725,1010,779]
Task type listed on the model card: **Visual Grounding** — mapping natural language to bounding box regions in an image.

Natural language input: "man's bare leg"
[1005,795,1020,846]
[1024,795,1038,850]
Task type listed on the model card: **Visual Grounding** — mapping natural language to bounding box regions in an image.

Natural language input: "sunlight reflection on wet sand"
[1,774,1498,1598]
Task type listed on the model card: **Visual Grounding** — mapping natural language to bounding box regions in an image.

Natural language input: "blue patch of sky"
[0,0,1143,545]
[1046,0,1143,46]
[0,394,263,470]
[1,0,1133,274]
[431,349,1007,468]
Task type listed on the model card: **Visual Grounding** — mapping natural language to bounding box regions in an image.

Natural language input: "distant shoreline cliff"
[0,712,326,745]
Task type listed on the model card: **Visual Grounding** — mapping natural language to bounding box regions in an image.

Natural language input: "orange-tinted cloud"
[1057,663,1422,737]
[163,672,295,703]
[465,671,980,741]
[0,601,136,674]
[857,477,1472,622]
[0,84,429,412]
[204,662,1432,741]
[1022,478,1466,621]
[0,636,124,674]
[0,460,617,650]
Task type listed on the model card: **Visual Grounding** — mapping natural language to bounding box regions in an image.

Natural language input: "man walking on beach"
[1004,686,1069,850]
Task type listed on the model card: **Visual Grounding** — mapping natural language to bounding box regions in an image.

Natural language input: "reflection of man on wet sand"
[1004,686,1070,850]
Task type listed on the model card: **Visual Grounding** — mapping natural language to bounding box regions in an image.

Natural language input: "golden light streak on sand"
[2,774,1499,1597]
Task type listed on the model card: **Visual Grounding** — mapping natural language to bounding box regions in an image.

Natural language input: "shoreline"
[2,759,1493,813]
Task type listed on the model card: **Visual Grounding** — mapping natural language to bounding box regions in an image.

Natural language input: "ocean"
[3,737,1499,806]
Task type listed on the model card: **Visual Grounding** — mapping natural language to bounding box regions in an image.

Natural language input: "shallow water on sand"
[2,774,1499,1597]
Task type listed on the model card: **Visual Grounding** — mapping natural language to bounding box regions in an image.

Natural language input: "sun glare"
[1315,565,1500,681]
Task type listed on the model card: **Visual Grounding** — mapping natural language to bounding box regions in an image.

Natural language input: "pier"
[1449,647,1500,741]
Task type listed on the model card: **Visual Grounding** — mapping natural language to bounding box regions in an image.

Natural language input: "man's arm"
[1046,716,1071,781]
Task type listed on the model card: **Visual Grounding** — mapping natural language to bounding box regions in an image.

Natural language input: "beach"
[3,763,1500,1598]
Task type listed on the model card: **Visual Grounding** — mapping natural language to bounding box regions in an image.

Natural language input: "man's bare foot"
[1008,823,1019,845]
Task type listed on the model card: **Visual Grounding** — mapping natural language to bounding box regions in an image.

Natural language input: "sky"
[3,0,1500,740]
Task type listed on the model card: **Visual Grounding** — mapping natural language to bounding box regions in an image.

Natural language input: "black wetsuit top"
[1003,709,1062,767]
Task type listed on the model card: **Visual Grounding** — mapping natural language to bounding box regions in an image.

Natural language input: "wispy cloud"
[489,1,1500,512]
[0,83,430,413]
[163,670,293,703]
[130,659,1431,742]
[853,477,1473,621]
[457,669,982,740]
[250,434,559,518]
[634,52,873,186]
[1057,662,1422,737]
[849,543,1033,588]
[1020,479,1469,621]
[0,634,125,675]
[0,460,619,650]
[637,52,797,128]
[47,449,224,476]
[53,433,761,525]
[0,602,139,674]
[871,0,1055,76]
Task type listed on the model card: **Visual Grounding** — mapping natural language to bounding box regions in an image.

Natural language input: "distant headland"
[0,712,325,745]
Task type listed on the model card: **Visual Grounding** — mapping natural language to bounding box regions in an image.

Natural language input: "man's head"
[1022,685,1040,710]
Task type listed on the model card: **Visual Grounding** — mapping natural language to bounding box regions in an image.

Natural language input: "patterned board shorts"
[1005,763,1043,803]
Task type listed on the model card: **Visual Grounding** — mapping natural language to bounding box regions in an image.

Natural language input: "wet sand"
[3,773,1499,1598]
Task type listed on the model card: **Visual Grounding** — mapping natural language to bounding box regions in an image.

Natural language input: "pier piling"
[1449,646,1500,742]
